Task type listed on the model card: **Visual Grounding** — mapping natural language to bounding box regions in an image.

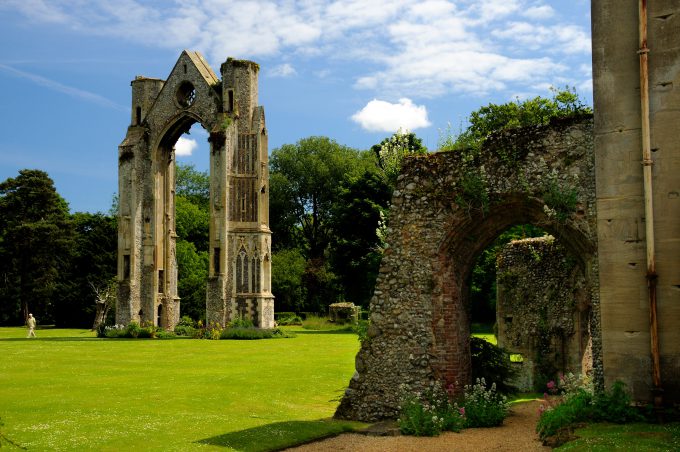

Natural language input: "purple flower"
[459,407,465,416]
[547,380,556,389]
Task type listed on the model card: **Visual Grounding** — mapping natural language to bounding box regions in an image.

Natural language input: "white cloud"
[351,98,431,132]
[3,0,592,101]
[523,5,555,20]
[175,136,197,157]
[269,63,297,77]
[492,22,591,55]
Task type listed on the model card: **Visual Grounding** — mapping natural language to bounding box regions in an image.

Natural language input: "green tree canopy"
[176,239,208,322]
[0,169,73,324]
[271,248,306,312]
[441,87,592,151]
[176,163,209,209]
[174,163,210,322]
[55,212,117,327]
[269,136,378,313]
[270,136,374,260]
[329,171,392,306]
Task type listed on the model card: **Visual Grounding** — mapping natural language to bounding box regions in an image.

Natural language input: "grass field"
[0,326,364,451]
[556,422,680,451]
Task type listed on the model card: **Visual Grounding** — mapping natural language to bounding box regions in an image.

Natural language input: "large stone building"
[116,51,273,330]
[593,0,680,403]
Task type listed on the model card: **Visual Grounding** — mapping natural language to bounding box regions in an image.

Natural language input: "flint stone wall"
[497,236,592,391]
[336,115,599,422]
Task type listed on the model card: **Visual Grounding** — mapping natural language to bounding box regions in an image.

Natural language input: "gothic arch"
[116,51,273,330]
[336,115,599,421]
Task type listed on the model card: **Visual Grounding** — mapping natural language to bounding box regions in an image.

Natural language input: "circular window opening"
[176,81,196,108]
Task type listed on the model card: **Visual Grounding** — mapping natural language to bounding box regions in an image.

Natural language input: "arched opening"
[468,224,546,333]
[436,195,596,395]
[465,221,592,392]
[155,117,210,327]
[157,303,163,328]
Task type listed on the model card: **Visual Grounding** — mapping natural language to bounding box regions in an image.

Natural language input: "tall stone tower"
[592,1,680,403]
[116,51,273,330]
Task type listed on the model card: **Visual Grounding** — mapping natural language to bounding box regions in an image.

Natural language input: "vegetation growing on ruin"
[439,87,592,152]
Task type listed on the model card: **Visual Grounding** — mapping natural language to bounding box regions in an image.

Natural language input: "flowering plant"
[462,378,509,427]
[398,383,464,436]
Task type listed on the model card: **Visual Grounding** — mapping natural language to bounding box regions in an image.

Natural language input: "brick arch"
[336,115,600,422]
[432,195,597,395]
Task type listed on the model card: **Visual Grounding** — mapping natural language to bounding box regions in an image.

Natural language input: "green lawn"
[0,326,364,451]
[556,422,680,451]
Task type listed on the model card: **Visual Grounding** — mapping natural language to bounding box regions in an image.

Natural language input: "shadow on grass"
[195,419,362,451]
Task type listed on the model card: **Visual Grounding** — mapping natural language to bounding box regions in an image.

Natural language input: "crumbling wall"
[335,116,599,422]
[497,236,591,391]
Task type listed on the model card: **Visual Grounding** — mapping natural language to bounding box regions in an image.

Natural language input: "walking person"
[26,313,37,338]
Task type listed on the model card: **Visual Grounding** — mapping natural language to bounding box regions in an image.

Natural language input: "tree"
[176,163,209,209]
[54,212,116,327]
[329,171,392,306]
[371,129,428,187]
[176,239,208,322]
[271,248,306,312]
[173,163,210,321]
[269,172,301,251]
[441,87,592,151]
[270,136,374,260]
[175,196,209,252]
[0,170,73,325]
[269,136,375,312]
[91,278,116,330]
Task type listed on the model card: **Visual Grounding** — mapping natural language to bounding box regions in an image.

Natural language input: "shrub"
[398,384,465,437]
[469,337,517,394]
[536,378,642,443]
[462,378,509,428]
[301,315,352,331]
[137,321,157,338]
[177,316,196,327]
[204,322,223,340]
[276,313,302,325]
[155,330,177,339]
[103,324,126,338]
[219,327,294,340]
[126,322,142,338]
[174,324,197,337]
[229,317,254,329]
[353,319,369,344]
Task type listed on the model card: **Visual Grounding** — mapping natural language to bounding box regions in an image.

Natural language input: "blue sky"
[0,0,592,213]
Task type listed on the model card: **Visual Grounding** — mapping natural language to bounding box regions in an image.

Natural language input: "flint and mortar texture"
[497,236,592,391]
[336,117,600,421]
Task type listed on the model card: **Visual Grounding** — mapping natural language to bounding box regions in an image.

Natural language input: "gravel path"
[286,400,549,452]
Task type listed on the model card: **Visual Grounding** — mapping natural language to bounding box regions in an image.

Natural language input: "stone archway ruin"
[116,51,273,330]
[496,236,592,391]
[336,116,600,421]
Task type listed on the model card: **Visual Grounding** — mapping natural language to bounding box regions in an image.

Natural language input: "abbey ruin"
[115,0,680,422]
[337,0,680,420]
[116,52,273,330]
